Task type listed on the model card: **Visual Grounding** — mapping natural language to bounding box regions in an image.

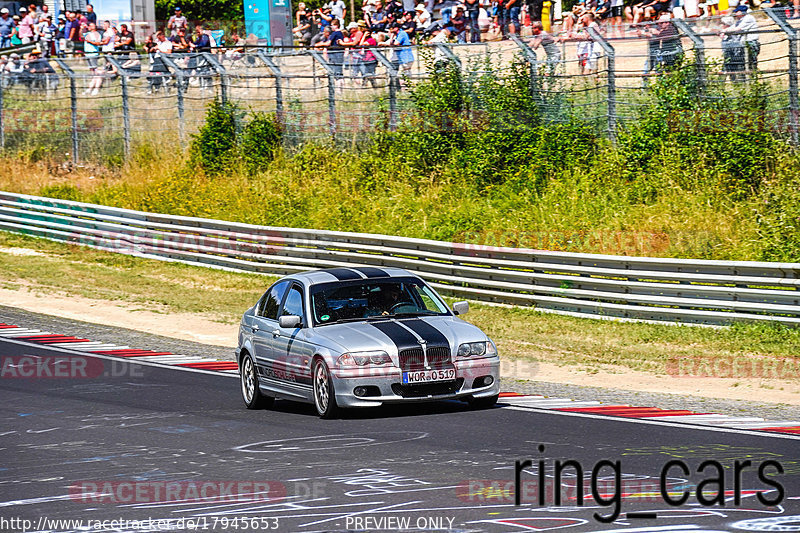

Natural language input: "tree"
[155,0,244,25]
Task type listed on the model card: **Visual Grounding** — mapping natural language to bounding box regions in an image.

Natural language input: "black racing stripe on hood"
[323,268,363,281]
[369,321,420,352]
[399,319,449,347]
[351,266,389,278]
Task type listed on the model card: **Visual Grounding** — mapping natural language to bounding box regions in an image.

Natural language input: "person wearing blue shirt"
[389,24,414,75]
[0,9,14,49]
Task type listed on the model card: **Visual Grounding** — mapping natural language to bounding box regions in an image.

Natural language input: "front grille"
[398,345,451,370]
[392,378,464,398]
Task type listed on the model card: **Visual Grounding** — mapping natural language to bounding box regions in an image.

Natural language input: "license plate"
[402,368,456,384]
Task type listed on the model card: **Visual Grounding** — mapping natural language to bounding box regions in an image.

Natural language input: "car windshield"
[310,277,450,325]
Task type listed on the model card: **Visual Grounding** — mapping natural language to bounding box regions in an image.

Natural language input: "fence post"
[202,52,229,105]
[764,7,799,145]
[587,26,616,140]
[0,72,4,150]
[105,55,131,157]
[309,49,337,140]
[256,50,284,121]
[372,49,398,131]
[673,19,705,96]
[510,34,540,104]
[54,57,79,163]
[161,55,187,144]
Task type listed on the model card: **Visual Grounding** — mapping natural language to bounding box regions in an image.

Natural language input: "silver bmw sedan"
[236,267,501,418]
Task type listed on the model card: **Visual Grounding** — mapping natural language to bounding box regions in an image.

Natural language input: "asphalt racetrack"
[1,336,799,533]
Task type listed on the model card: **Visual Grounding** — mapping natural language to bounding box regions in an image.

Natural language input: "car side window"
[281,285,304,319]
[258,281,290,320]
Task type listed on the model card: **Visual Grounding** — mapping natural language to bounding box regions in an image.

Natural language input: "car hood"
[311,316,488,357]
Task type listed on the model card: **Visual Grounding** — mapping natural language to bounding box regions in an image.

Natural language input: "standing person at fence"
[463,0,480,42]
[504,0,521,37]
[82,22,102,71]
[85,4,97,26]
[168,7,188,36]
[56,15,66,56]
[575,14,599,75]
[18,6,34,44]
[385,22,414,82]
[9,15,21,47]
[67,11,84,56]
[314,19,346,85]
[100,20,117,53]
[148,31,173,93]
[0,9,14,49]
[719,15,744,82]
[357,26,379,87]
[529,21,561,74]
[329,0,348,25]
[730,4,758,71]
[36,15,56,57]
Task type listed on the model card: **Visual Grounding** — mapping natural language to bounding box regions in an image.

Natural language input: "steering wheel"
[389,301,415,314]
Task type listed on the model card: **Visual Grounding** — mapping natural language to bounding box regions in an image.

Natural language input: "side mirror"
[452,301,469,316]
[279,315,303,329]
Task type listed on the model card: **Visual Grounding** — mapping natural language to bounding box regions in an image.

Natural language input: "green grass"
[2,231,799,376]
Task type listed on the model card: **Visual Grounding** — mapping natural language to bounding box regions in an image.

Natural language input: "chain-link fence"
[0,8,798,164]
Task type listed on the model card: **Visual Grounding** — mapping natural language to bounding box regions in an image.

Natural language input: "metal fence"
[1,8,799,162]
[1,191,798,326]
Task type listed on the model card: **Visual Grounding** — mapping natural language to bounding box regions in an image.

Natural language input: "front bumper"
[331,357,501,408]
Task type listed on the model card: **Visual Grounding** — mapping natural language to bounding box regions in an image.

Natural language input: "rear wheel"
[313,358,338,419]
[240,353,274,410]
[468,394,499,410]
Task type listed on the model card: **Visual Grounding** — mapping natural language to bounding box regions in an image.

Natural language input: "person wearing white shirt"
[414,3,431,27]
[101,20,116,52]
[329,0,347,24]
[731,5,758,71]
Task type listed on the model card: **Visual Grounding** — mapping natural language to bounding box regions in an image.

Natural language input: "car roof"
[284,267,419,286]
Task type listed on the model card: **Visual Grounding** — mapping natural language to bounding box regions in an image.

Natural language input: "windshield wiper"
[318,316,385,326]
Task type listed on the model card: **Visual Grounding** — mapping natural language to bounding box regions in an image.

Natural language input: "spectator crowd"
[0,0,769,95]
[290,0,766,82]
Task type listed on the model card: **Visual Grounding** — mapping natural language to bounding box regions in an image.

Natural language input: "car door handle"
[272,329,281,337]
[251,324,259,332]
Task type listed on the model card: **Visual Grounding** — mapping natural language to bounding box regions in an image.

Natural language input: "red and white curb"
[0,322,239,373]
[3,321,800,436]
[498,392,800,436]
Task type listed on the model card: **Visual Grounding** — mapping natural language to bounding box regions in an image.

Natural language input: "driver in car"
[365,285,407,316]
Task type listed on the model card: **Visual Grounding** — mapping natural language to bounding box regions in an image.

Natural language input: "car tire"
[240,353,274,410]
[312,358,338,419]
[468,394,499,410]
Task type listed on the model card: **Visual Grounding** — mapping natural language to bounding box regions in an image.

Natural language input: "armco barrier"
[0,191,798,326]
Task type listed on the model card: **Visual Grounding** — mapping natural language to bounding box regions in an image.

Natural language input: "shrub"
[191,99,241,176]
[240,112,282,176]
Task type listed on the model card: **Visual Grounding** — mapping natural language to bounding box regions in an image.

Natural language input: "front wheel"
[468,394,499,410]
[312,359,338,419]
[240,353,274,410]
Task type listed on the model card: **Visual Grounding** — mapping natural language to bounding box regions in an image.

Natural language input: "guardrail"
[0,191,798,326]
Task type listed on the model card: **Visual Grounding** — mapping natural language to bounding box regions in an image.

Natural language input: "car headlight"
[337,350,393,367]
[457,341,497,358]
